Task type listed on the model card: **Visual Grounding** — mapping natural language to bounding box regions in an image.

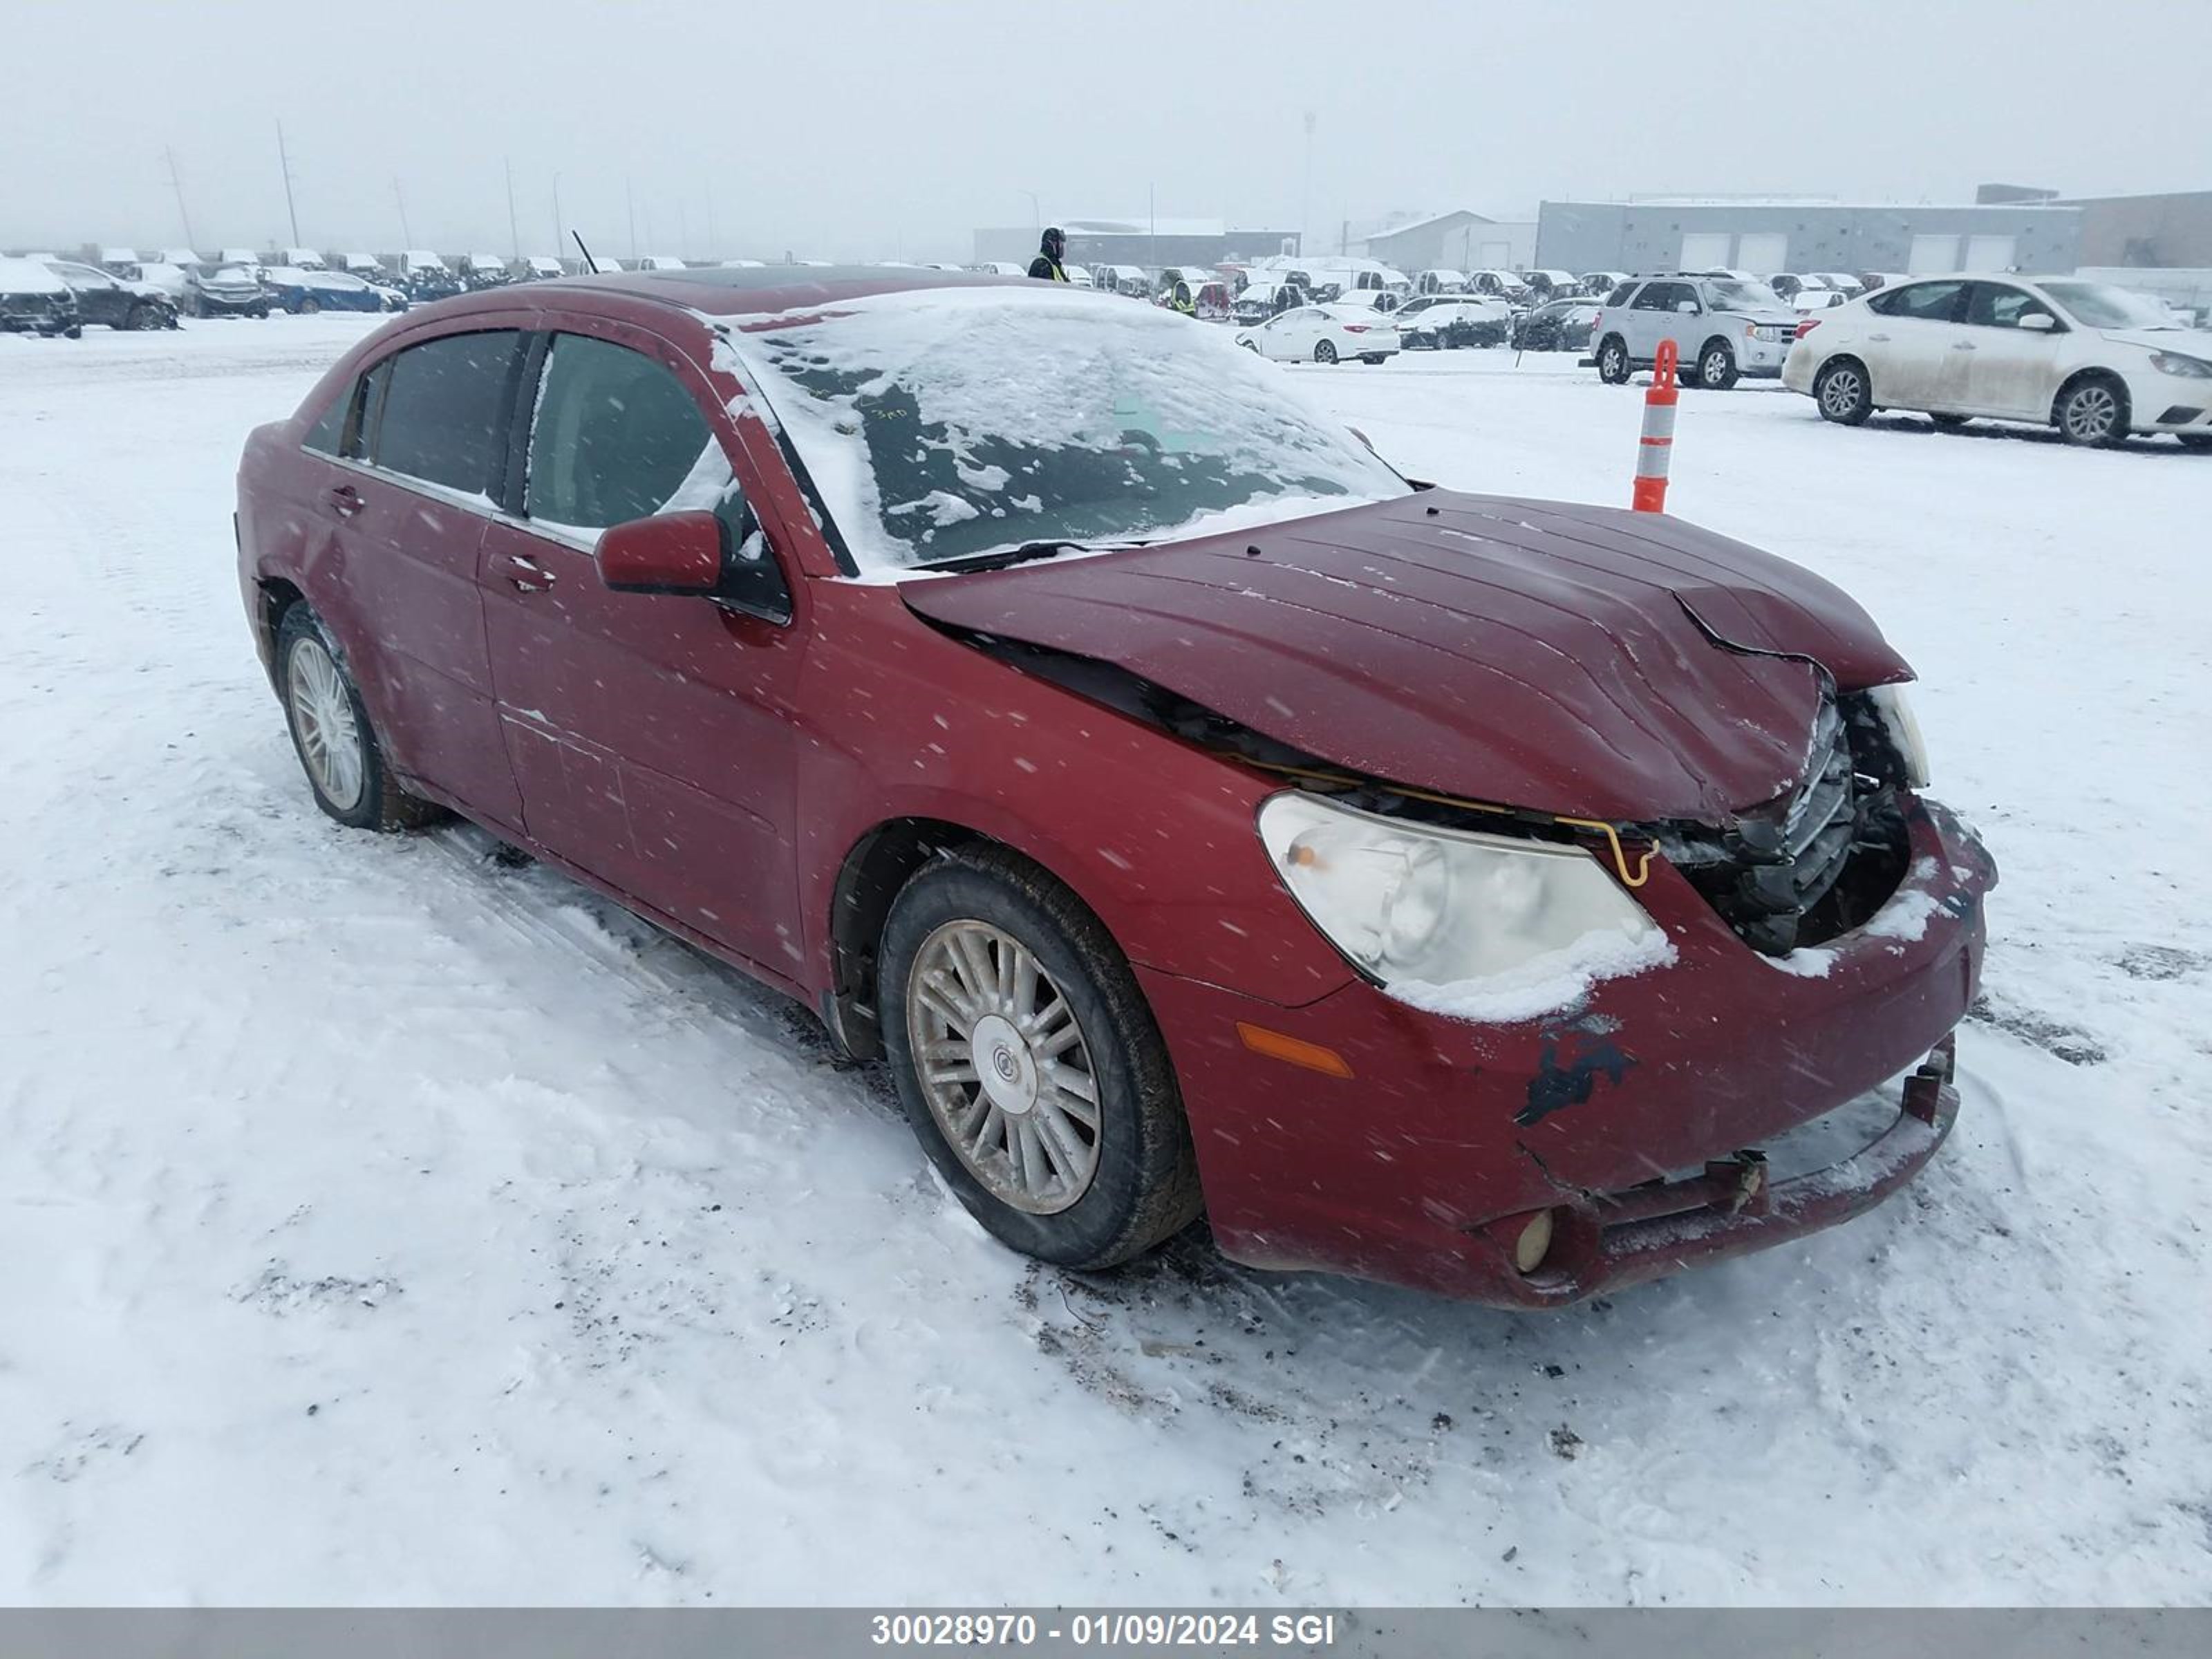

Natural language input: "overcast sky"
[6,0,2206,260]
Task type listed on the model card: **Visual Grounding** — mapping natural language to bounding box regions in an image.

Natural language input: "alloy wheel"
[1820,366,1864,418]
[286,635,366,812]
[906,919,1101,1215]
[2063,384,2119,444]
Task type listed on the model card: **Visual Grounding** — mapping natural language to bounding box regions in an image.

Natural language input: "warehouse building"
[1534,198,2081,277]
[1356,210,1536,276]
[1978,183,2212,269]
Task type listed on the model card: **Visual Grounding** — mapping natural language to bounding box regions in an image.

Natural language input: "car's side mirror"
[2018,312,2057,332]
[598,509,793,624]
[1675,299,1700,314]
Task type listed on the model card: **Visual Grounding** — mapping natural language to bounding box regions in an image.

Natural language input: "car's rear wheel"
[1313,339,1338,364]
[300,295,321,315]
[276,604,442,832]
[1813,357,1873,424]
[1596,335,1629,383]
[881,847,1203,1271]
[2055,374,2128,447]
[1696,339,1739,391]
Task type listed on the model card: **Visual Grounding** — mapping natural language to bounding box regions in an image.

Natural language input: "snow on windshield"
[2041,281,2184,330]
[719,285,1409,571]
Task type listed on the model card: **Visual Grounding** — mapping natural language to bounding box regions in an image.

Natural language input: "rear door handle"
[1867,332,1891,343]
[495,552,556,593]
[1952,341,1978,351]
[322,482,363,518]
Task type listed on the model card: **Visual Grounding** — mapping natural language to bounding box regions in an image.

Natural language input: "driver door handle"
[322,482,363,518]
[1952,341,1978,351]
[495,552,557,593]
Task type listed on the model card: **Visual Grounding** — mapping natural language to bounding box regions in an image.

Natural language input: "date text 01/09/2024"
[870,1613,1341,1647]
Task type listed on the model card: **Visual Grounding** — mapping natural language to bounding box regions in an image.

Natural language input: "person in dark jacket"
[1027,227,1069,282]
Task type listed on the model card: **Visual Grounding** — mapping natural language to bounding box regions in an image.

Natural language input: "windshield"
[2040,281,2182,330]
[1705,279,1783,310]
[727,286,1410,572]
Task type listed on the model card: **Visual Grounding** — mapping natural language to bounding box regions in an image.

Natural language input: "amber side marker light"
[1236,1022,1354,1079]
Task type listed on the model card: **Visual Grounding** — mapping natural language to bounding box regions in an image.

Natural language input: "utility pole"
[1301,111,1315,259]
[165,147,197,252]
[505,158,521,261]
[393,178,412,246]
[276,122,301,247]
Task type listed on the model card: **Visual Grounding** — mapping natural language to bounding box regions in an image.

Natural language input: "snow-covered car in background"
[42,259,178,330]
[1791,288,1850,315]
[1524,269,1579,301]
[1398,296,1512,348]
[217,247,265,277]
[1414,268,1468,295]
[1592,274,1799,389]
[397,251,460,300]
[1769,274,1824,303]
[1784,274,2212,449]
[183,264,270,319]
[634,255,688,272]
[340,252,391,281]
[1236,302,1401,364]
[0,256,81,336]
[1580,270,1629,298]
[97,245,141,276]
[518,256,566,281]
[1510,297,1601,353]
[119,259,192,303]
[279,247,327,271]
[461,254,512,291]
[1327,286,1404,317]
[262,268,397,315]
[1231,279,1304,325]
[1468,269,1533,304]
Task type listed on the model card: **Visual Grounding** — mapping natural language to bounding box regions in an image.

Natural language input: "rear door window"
[523,332,741,536]
[368,330,525,496]
[1868,281,1966,323]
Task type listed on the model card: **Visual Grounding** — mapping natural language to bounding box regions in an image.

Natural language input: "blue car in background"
[261,267,406,315]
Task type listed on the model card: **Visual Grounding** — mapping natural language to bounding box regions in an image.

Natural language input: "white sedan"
[1783,274,2212,448]
[1235,303,1401,365]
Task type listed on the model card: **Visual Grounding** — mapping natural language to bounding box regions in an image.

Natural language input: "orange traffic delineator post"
[1631,338,1679,513]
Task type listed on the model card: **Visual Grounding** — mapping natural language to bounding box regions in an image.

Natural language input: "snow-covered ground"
[1,320,2206,1606]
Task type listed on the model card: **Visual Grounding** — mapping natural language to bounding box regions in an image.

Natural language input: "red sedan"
[235,268,1995,1307]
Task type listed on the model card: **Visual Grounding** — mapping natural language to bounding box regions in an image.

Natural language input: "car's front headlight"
[1864,683,1931,789]
[2150,351,2212,379]
[1257,794,1669,1010]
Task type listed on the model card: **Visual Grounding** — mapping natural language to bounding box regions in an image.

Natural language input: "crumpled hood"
[899,491,1913,822]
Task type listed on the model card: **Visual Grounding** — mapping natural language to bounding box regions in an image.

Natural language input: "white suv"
[1591,274,1803,389]
[1781,274,2212,449]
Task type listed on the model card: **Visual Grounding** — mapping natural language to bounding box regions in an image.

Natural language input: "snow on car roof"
[0,256,71,294]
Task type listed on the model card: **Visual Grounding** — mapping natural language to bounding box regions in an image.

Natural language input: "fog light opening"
[1515,1208,1557,1275]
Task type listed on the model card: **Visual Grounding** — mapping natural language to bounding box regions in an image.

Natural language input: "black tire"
[2054,373,2128,447]
[274,603,442,832]
[1313,339,1338,364]
[1929,413,1970,430]
[1596,334,1630,384]
[300,295,321,315]
[1813,357,1873,425]
[1695,337,1740,391]
[879,846,1203,1271]
[1361,353,1387,365]
[124,303,161,331]
[63,324,83,339]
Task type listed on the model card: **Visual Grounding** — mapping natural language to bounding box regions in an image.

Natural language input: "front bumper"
[2117,362,2212,433]
[1138,794,1994,1307]
[197,291,267,315]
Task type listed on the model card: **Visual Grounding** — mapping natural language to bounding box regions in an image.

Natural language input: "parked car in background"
[1232,279,1304,325]
[279,247,327,271]
[1783,274,2212,449]
[1398,296,1512,349]
[155,246,201,270]
[1857,272,1906,293]
[1236,301,1401,363]
[217,247,265,278]
[1580,270,1629,299]
[1523,270,1578,301]
[397,251,460,300]
[1415,268,1468,295]
[340,252,391,280]
[518,256,566,281]
[184,265,271,319]
[234,269,1992,1308]
[42,259,178,330]
[462,254,512,291]
[1592,274,1801,388]
[1467,269,1533,305]
[1790,288,1850,315]
[0,257,81,336]
[262,267,398,315]
[1511,297,1601,353]
[1769,274,1823,303]
[1811,272,1866,298]
[97,246,141,276]
[635,255,688,272]
[1328,286,1403,316]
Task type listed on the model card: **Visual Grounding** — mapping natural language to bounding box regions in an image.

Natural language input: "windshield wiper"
[924,537,1153,574]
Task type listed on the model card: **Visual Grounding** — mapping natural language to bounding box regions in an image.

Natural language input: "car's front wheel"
[2055,374,2128,447]
[276,604,442,832]
[1313,339,1338,364]
[1696,339,1740,390]
[1596,335,1629,383]
[1814,357,1873,424]
[881,847,1203,1271]
[124,303,164,330]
